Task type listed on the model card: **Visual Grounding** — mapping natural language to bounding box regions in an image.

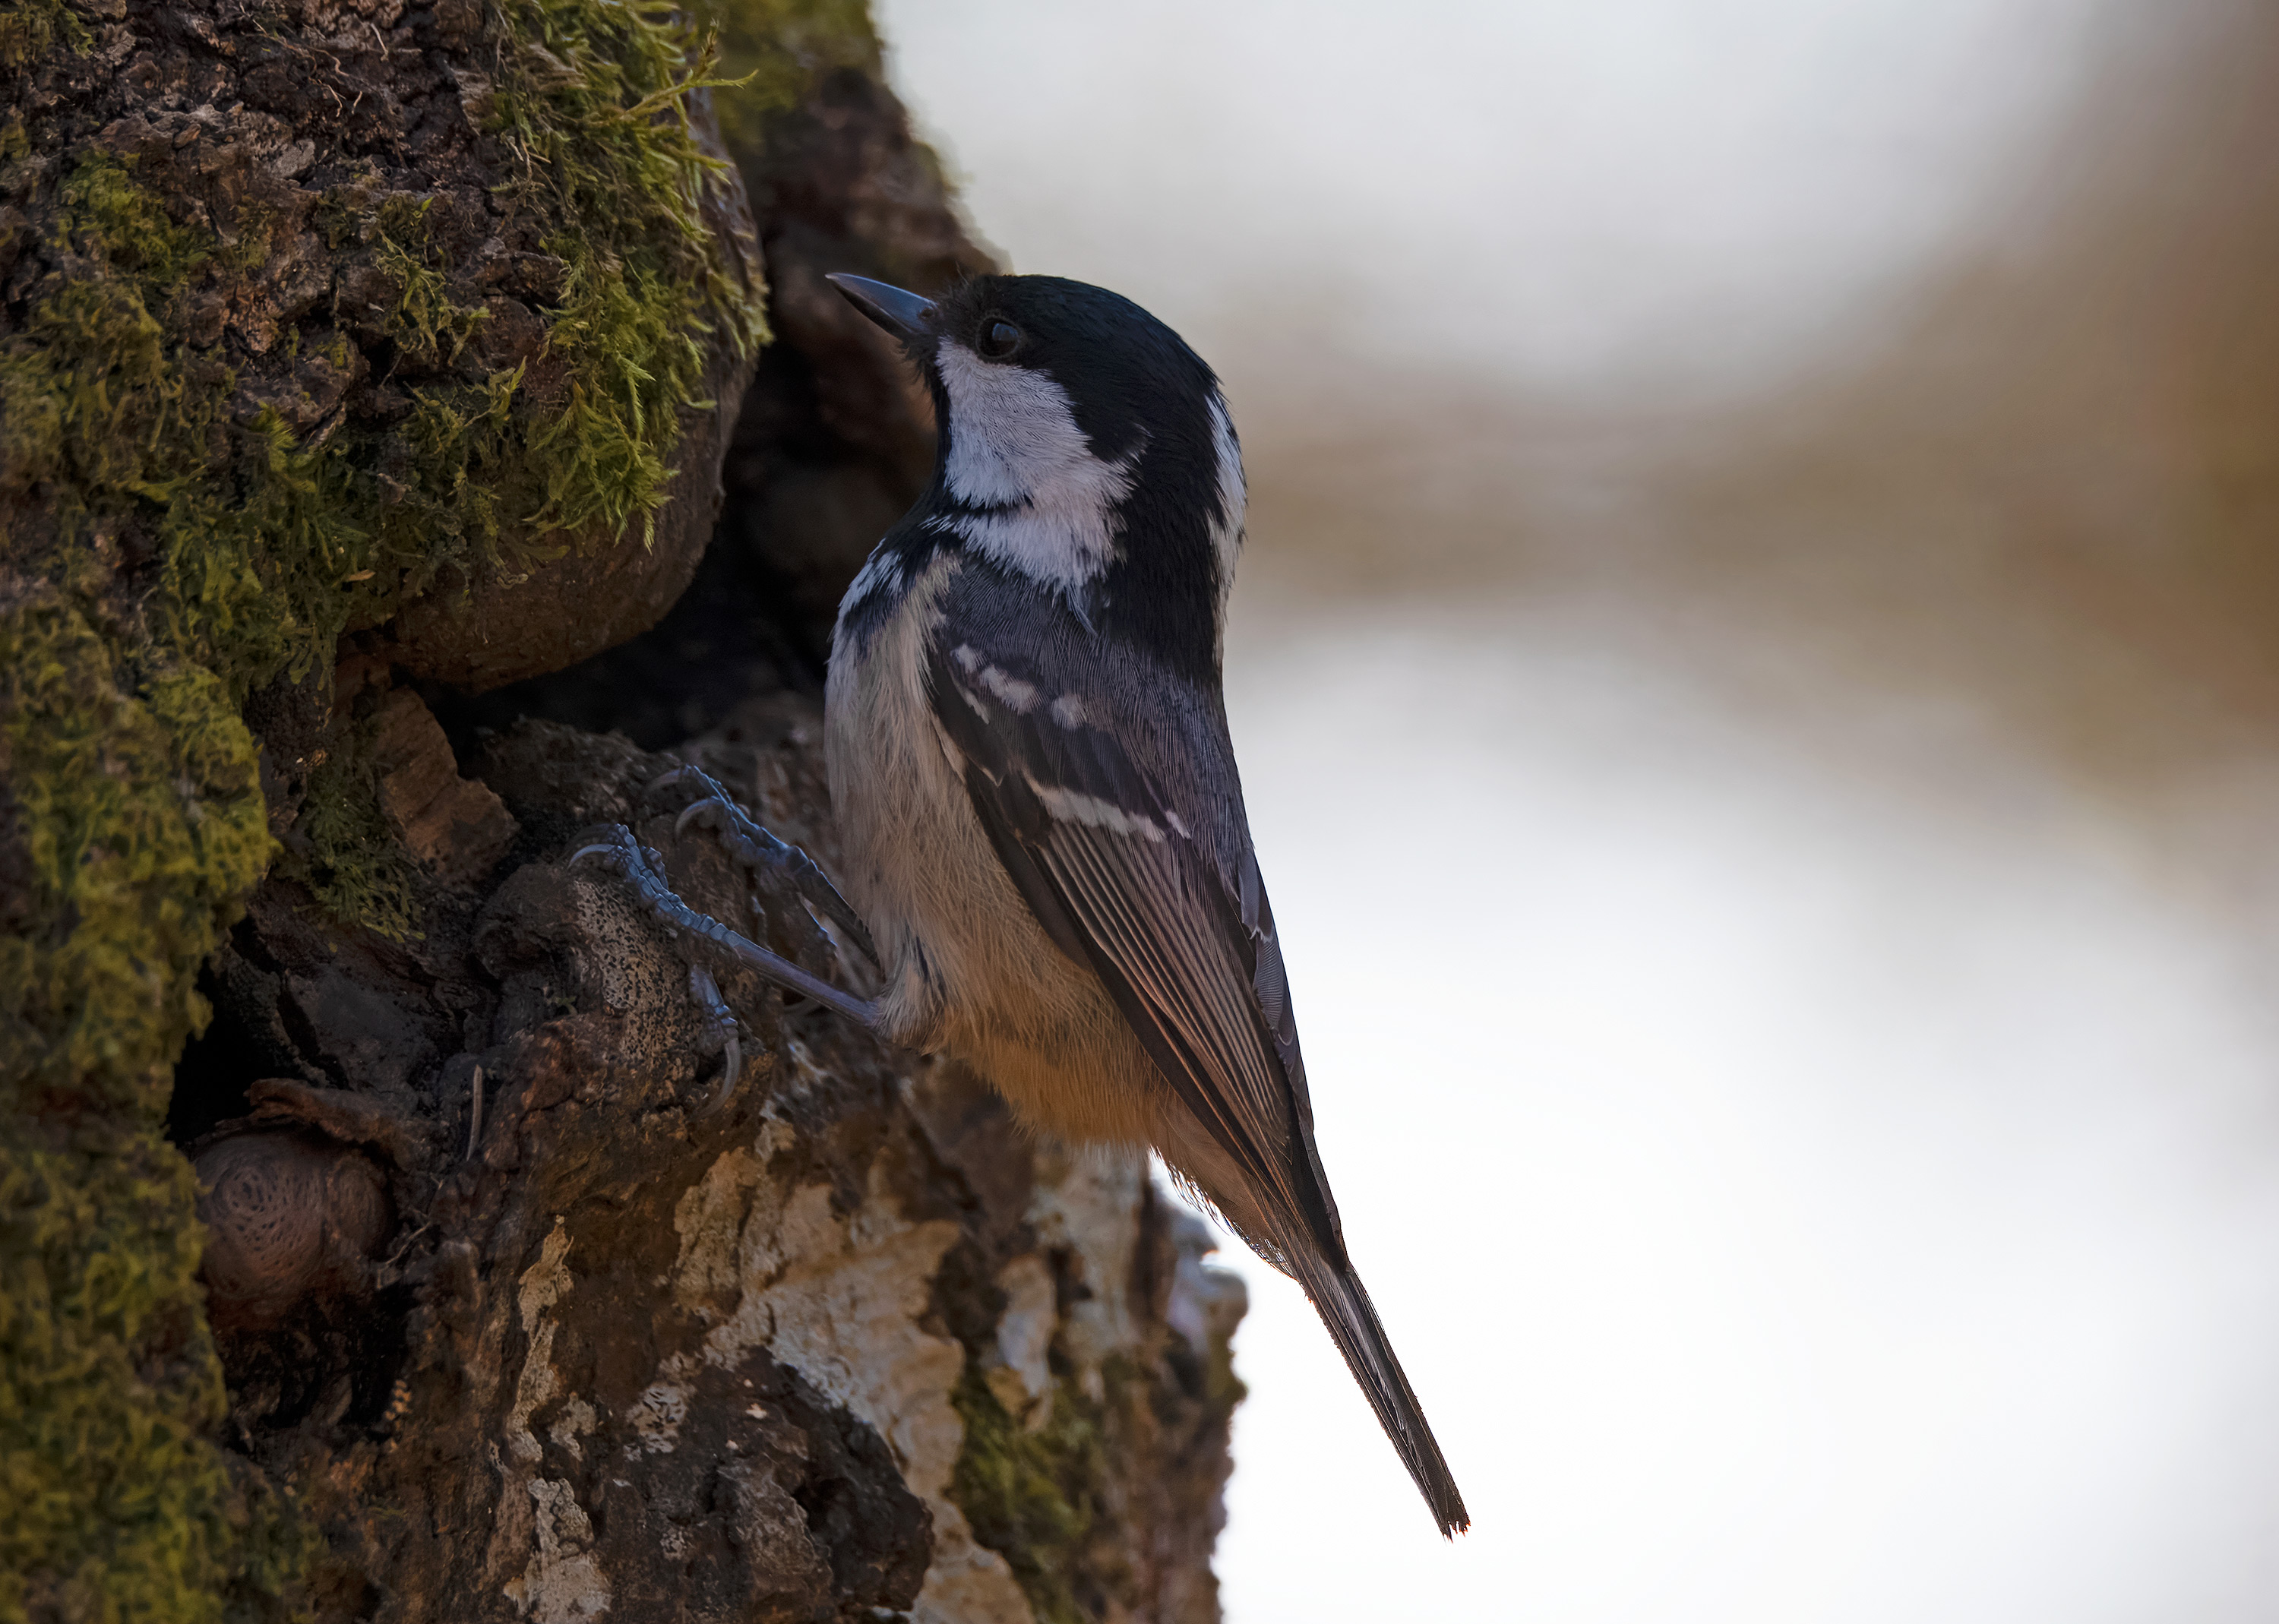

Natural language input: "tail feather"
[1290,1246,1471,1536]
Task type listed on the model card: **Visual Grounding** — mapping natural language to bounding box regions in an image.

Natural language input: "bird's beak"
[826,273,939,341]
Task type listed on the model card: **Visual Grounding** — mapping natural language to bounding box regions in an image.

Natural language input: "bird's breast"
[824,554,1080,1051]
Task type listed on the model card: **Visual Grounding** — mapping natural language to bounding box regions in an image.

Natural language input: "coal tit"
[580,271,1468,1535]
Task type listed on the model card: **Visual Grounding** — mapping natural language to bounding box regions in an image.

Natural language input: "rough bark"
[191,706,1244,1624]
[0,2,1244,1621]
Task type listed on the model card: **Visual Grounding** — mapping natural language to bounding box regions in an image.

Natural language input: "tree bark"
[0,2,1245,1620]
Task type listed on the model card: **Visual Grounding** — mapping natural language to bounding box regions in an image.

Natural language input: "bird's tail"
[1288,1243,1471,1536]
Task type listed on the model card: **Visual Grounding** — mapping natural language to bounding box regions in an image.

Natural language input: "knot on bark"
[195,1125,392,1332]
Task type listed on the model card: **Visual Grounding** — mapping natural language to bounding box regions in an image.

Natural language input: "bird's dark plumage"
[823,270,1470,1534]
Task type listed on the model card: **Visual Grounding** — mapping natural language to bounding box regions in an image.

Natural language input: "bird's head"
[830,271,1246,665]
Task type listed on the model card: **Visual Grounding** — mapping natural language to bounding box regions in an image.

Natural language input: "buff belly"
[826,557,1171,1154]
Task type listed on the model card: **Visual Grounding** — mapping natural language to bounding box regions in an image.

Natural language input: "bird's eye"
[978,319,1022,359]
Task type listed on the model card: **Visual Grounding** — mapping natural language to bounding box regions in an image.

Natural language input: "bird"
[575,270,1469,1535]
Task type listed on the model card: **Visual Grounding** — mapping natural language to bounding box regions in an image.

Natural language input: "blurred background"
[871,1,2279,1618]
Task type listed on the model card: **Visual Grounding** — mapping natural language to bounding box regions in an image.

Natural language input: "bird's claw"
[647,761,881,972]
[569,823,757,962]
[567,820,881,1073]
[567,826,756,1112]
[687,965,744,1113]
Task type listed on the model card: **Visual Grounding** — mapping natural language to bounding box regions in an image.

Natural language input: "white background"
[870,3,2279,1618]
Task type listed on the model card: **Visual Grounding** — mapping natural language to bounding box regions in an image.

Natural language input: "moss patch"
[0,588,292,1624]
[700,0,884,155]
[0,0,86,70]
[280,713,422,943]
[948,1364,1118,1624]
[0,0,771,1614]
[490,0,769,545]
[5,0,770,711]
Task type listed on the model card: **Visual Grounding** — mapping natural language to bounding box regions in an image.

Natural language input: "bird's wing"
[925,631,1345,1262]
[926,618,1472,1536]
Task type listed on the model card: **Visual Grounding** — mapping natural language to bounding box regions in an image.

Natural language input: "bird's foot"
[567,825,880,1110]
[650,762,881,975]
[566,825,764,1111]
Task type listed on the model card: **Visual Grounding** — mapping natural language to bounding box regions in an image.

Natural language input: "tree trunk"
[0,2,1246,1620]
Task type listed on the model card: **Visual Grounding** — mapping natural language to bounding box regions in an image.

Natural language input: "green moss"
[949,1366,1116,1624]
[0,0,780,1613]
[371,197,489,371]
[0,0,88,69]
[57,150,214,291]
[0,601,270,1105]
[0,589,278,1624]
[699,0,883,155]
[280,715,420,942]
[11,0,769,705]
[1,153,368,700]
[488,0,767,543]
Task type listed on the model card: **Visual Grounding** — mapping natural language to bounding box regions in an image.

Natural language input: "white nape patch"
[1206,390,1247,608]
[936,340,1141,592]
[1028,777,1168,842]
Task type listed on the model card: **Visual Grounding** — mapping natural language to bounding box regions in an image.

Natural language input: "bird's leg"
[568,823,880,1032]
[650,763,880,975]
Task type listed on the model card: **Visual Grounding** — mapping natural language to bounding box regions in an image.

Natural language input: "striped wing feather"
[928,637,1332,1253]
[928,633,1471,1535]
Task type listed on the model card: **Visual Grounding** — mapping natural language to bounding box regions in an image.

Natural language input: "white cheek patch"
[936,340,1141,593]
